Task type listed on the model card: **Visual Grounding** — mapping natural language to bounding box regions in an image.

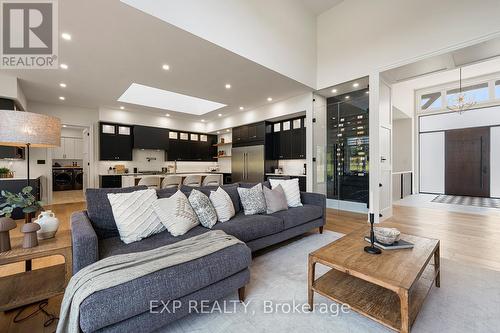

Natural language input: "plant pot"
[0,172,13,178]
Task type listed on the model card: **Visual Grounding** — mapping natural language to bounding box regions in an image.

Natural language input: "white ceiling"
[296,0,344,15]
[1,0,312,122]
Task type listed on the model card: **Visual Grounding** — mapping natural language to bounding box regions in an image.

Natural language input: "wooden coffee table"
[308,227,439,333]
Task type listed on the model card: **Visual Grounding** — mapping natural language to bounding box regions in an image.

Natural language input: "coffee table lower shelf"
[311,264,436,332]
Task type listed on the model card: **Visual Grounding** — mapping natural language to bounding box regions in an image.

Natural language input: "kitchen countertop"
[101,172,225,177]
[0,176,41,181]
[265,173,307,177]
[53,166,83,169]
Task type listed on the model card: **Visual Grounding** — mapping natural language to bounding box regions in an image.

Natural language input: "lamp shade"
[0,110,61,148]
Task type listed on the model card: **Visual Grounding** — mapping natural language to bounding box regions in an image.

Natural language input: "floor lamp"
[0,110,61,270]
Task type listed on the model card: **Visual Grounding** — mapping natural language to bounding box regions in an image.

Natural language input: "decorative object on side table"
[364,212,381,255]
[0,217,16,252]
[374,227,401,245]
[35,210,60,239]
[0,186,44,224]
[21,222,41,248]
[0,167,14,178]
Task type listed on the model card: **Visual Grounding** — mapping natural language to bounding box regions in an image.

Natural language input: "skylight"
[118,83,226,115]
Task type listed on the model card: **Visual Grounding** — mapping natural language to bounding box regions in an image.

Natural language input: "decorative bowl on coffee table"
[374,227,401,245]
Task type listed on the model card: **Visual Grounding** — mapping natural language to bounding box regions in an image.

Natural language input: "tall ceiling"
[1,0,316,122]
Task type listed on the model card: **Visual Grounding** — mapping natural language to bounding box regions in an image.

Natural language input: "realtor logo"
[1,0,58,68]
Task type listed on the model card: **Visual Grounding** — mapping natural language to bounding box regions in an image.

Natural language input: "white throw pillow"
[107,189,165,244]
[153,190,199,236]
[269,178,302,207]
[209,187,235,222]
[189,189,218,228]
[237,183,267,215]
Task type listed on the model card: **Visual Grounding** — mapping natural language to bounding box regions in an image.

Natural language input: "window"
[180,133,188,140]
[446,83,489,106]
[273,123,281,132]
[282,121,290,131]
[496,80,500,98]
[293,119,301,129]
[118,126,130,135]
[169,131,178,139]
[102,124,115,134]
[190,133,198,141]
[420,92,442,111]
[200,135,207,142]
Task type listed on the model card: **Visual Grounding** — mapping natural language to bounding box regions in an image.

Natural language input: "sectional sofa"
[71,182,326,333]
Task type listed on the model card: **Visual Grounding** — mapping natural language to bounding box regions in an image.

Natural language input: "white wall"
[317,0,500,89]
[420,106,500,132]
[419,132,445,194]
[0,74,27,110]
[121,0,317,88]
[393,118,413,172]
[491,127,500,198]
[99,108,205,133]
[206,93,312,132]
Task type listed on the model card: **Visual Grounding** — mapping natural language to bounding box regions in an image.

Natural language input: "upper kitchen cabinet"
[133,125,169,150]
[270,117,306,160]
[99,122,133,161]
[53,137,83,159]
[166,131,216,161]
[232,121,265,147]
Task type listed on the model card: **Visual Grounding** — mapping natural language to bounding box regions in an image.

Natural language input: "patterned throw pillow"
[209,187,236,222]
[263,184,288,214]
[269,178,302,207]
[237,183,267,215]
[152,190,199,236]
[189,189,218,228]
[107,189,165,244]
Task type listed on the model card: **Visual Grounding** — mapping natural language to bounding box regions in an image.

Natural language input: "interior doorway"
[445,126,490,197]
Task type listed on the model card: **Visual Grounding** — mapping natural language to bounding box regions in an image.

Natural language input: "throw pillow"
[269,178,302,207]
[237,183,266,215]
[263,184,288,214]
[189,189,218,228]
[153,190,199,236]
[209,187,236,222]
[107,188,165,244]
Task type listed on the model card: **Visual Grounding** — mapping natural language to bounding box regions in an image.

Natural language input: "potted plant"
[0,167,13,178]
[0,186,43,223]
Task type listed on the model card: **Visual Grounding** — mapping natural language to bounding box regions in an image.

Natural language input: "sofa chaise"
[71,182,326,332]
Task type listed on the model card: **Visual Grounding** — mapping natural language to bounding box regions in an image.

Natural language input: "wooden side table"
[0,230,72,311]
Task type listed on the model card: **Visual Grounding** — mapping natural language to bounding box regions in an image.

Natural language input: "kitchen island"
[118,173,224,188]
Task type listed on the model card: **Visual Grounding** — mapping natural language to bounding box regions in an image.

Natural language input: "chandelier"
[447,67,476,113]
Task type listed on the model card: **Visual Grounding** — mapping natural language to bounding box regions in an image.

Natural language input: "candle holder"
[364,213,381,255]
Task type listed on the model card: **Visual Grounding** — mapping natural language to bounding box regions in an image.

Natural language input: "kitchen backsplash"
[98,149,219,174]
[277,159,306,175]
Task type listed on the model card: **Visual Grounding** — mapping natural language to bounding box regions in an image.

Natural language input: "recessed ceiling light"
[345,95,350,100]
[218,113,222,117]
[226,129,230,132]
[62,125,67,128]
[353,82,359,88]
[162,64,170,70]
[225,84,231,89]
[165,113,170,117]
[267,97,272,102]
[61,33,71,41]
[239,106,244,110]
[201,119,205,122]
[217,131,220,134]
[120,106,125,110]
[59,96,65,100]
[365,91,369,94]
[60,63,68,69]
[331,89,337,93]
[59,83,66,88]
[118,83,226,115]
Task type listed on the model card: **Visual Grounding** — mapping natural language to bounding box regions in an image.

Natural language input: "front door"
[445,127,490,197]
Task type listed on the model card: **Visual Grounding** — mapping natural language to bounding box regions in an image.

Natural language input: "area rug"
[158,231,500,333]
[432,194,500,209]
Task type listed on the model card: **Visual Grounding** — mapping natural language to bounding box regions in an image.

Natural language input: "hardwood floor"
[1,201,500,332]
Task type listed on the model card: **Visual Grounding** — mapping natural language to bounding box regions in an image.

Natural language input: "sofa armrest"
[301,192,326,220]
[71,211,99,275]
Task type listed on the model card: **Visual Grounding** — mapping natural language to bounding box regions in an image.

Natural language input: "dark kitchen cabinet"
[232,122,265,147]
[166,133,216,161]
[133,126,169,150]
[100,175,122,188]
[0,146,25,160]
[99,122,133,161]
[269,117,306,160]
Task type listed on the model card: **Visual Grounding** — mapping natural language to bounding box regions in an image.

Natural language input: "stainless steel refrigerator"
[232,145,265,183]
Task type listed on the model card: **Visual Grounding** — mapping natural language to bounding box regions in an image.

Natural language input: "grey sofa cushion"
[263,184,288,214]
[181,184,241,214]
[156,187,177,198]
[270,204,323,229]
[85,186,148,239]
[98,226,208,258]
[238,181,270,189]
[212,212,283,242]
[80,242,251,333]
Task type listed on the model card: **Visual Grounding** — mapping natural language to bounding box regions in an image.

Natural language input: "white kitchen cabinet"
[52,137,83,159]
